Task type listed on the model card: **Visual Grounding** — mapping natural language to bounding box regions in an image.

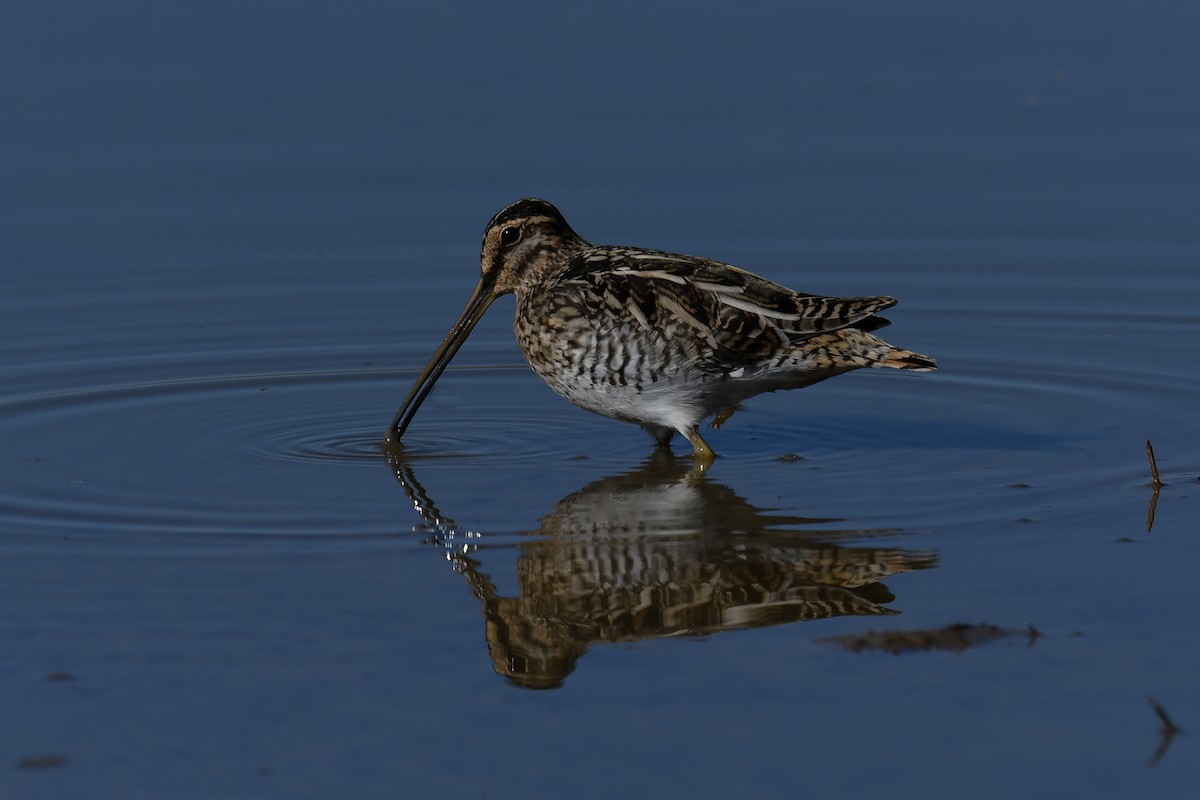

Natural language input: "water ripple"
[1,299,1195,545]
[0,365,629,543]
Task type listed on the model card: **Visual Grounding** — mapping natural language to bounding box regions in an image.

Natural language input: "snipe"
[388,199,935,466]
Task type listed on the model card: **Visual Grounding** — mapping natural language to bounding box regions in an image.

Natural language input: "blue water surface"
[2,2,1199,799]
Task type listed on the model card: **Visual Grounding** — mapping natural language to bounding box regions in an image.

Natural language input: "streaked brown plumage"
[389,198,936,465]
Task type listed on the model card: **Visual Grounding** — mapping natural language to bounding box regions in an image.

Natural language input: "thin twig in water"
[1146,438,1164,488]
[1147,695,1182,768]
[1145,439,1163,533]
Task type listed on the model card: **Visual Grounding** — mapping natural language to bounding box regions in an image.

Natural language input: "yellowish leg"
[682,426,717,470]
[710,405,738,430]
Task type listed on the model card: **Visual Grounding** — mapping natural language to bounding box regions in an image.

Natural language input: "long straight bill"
[386,281,496,443]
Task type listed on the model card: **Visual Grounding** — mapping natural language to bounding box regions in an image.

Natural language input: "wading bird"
[389,199,935,466]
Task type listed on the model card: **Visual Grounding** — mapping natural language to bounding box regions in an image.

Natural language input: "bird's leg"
[681,426,717,469]
[643,424,676,449]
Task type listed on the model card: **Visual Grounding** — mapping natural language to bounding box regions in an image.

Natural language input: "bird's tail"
[805,328,937,372]
[879,347,937,372]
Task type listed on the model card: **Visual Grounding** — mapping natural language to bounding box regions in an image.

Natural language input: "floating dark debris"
[816,622,1035,654]
[17,754,70,770]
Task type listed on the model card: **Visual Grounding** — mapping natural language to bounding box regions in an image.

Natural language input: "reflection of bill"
[392,452,937,690]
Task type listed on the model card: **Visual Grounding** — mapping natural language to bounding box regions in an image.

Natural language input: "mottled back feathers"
[550,245,900,374]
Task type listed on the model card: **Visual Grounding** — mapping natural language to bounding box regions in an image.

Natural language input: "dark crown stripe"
[487,198,573,233]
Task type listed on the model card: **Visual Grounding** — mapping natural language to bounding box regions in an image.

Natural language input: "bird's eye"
[500,226,521,247]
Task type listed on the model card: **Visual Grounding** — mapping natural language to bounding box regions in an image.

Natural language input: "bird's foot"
[710,405,739,430]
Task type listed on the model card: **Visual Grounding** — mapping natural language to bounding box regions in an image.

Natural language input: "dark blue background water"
[3,2,1198,798]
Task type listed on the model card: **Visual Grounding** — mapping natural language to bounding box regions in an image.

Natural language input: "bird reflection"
[390,451,936,689]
